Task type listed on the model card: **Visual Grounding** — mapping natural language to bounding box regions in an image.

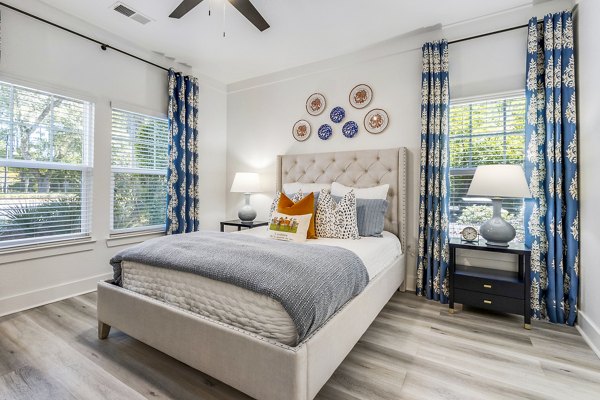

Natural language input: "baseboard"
[0,272,112,317]
[576,309,600,360]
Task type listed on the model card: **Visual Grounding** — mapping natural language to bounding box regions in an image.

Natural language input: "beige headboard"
[276,148,408,250]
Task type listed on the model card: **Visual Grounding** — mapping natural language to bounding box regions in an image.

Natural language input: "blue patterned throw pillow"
[332,195,388,237]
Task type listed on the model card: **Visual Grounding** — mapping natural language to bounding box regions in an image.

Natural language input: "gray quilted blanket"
[110,231,368,343]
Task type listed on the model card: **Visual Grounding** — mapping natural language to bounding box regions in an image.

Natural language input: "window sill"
[0,237,96,265]
[106,229,165,248]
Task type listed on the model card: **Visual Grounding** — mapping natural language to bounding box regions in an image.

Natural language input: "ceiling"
[37,0,541,84]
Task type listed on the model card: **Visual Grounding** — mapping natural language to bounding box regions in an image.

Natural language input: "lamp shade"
[230,172,260,193]
[467,165,532,198]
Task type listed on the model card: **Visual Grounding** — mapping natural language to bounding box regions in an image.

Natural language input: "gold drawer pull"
[483,284,492,289]
[483,300,492,304]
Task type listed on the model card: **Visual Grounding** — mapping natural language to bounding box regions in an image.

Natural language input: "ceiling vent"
[112,2,152,25]
[113,4,135,17]
[130,14,151,25]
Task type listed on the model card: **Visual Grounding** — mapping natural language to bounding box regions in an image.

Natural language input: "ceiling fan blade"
[227,0,270,31]
[169,0,204,19]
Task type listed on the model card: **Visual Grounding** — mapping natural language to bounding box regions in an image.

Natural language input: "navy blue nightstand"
[448,238,532,329]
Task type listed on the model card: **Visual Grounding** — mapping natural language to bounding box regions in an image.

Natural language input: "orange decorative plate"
[364,109,389,134]
[306,93,326,116]
[349,84,373,109]
[292,120,312,142]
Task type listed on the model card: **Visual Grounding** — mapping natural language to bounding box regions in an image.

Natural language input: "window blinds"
[449,94,526,240]
[110,108,169,233]
[0,81,93,248]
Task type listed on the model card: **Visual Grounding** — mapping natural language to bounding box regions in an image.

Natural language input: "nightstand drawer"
[454,274,524,299]
[454,289,523,315]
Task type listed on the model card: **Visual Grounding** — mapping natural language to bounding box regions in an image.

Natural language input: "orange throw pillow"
[278,192,316,239]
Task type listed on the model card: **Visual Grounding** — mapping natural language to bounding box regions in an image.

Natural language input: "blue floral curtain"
[166,69,200,234]
[416,40,451,303]
[524,12,579,326]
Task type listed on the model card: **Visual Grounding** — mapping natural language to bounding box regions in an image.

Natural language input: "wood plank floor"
[1,291,599,400]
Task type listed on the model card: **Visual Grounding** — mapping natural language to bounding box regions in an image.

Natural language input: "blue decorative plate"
[342,121,358,138]
[330,106,345,123]
[318,124,333,140]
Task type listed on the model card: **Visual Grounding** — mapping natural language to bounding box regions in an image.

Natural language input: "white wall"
[226,1,570,290]
[575,0,600,358]
[0,1,227,316]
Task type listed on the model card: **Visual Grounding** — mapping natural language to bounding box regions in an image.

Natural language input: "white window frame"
[0,81,94,249]
[448,90,526,238]
[109,107,168,235]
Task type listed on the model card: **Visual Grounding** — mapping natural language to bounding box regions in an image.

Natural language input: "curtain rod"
[0,2,170,72]
[449,20,542,45]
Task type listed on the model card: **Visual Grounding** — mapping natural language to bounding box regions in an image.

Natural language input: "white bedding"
[237,228,402,279]
[120,229,403,345]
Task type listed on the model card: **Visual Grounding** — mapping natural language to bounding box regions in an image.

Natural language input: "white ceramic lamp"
[230,172,261,222]
[467,165,532,247]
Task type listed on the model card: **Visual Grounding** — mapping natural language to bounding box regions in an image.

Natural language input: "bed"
[97,147,408,400]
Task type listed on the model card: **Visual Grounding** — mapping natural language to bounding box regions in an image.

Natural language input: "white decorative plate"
[349,84,373,109]
[306,93,326,116]
[364,109,389,134]
[292,120,311,142]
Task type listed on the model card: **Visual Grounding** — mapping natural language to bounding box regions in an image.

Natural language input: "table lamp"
[230,172,261,222]
[467,165,532,247]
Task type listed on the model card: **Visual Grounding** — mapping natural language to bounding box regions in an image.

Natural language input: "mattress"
[120,229,403,345]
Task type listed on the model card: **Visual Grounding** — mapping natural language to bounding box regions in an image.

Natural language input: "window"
[0,81,93,248]
[110,108,168,233]
[449,93,526,240]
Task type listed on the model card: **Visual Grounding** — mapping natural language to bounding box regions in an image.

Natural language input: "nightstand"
[449,238,532,329]
[220,219,268,232]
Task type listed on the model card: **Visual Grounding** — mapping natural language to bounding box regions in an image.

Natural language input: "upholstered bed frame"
[97,147,408,400]
[276,147,407,250]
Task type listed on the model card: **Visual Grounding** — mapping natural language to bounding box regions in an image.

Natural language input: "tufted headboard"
[276,148,408,250]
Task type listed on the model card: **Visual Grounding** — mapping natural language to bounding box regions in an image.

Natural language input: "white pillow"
[268,212,312,243]
[282,182,331,195]
[331,182,389,200]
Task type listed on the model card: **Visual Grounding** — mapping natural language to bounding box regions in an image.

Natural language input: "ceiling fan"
[169,0,270,32]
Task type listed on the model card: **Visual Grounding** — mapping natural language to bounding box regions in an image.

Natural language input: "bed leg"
[398,281,406,292]
[98,321,111,339]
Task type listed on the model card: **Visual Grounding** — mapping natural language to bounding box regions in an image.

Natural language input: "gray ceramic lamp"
[230,172,261,222]
[467,165,532,247]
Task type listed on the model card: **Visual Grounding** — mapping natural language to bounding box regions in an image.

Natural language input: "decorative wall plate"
[330,106,345,123]
[318,124,333,140]
[306,93,326,116]
[364,109,389,134]
[342,121,359,138]
[292,120,311,142]
[349,84,373,109]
